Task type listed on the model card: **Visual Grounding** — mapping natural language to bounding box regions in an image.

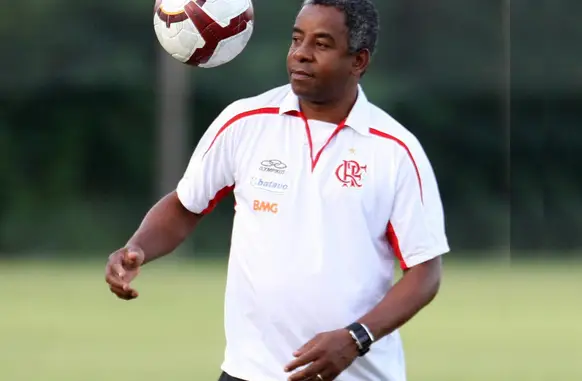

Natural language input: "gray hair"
[301,0,380,56]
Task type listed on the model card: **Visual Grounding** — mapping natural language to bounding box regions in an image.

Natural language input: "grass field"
[0,258,580,381]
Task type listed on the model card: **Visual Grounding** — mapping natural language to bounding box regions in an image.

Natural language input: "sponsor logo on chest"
[259,159,287,175]
[250,177,289,194]
[253,200,278,214]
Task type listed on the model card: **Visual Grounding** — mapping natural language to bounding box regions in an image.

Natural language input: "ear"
[351,49,370,77]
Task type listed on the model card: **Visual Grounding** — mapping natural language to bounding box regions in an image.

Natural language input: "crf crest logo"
[335,160,367,188]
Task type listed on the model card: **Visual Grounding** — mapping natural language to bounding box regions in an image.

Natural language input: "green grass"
[0,258,580,381]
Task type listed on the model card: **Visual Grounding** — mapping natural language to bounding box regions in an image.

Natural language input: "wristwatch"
[345,322,374,356]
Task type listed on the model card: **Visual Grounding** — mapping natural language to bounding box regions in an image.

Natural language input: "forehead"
[294,5,348,38]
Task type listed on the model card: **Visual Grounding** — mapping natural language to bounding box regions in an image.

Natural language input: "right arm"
[125,191,202,265]
[109,102,239,268]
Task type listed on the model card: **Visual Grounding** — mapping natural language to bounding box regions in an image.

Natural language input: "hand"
[104,246,145,300]
[284,329,359,381]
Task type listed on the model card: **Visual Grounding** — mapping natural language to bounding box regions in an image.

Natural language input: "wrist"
[345,322,375,356]
[125,242,143,253]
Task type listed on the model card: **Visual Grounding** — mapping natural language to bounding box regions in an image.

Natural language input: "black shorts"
[218,371,247,381]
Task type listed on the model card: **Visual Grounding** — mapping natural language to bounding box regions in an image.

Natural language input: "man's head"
[286,0,379,104]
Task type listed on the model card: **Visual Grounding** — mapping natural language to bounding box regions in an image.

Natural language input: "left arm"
[358,256,442,341]
[286,142,449,381]
[359,138,449,341]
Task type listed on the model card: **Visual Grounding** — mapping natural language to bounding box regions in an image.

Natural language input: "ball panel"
[158,0,192,13]
[198,23,253,68]
[202,0,251,27]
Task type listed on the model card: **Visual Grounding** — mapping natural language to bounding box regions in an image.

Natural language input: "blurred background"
[1,1,580,380]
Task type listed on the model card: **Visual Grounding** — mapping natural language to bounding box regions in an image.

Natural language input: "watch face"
[347,323,372,356]
[357,328,370,342]
[362,331,372,345]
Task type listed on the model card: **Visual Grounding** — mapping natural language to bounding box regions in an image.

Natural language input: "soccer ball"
[153,0,254,68]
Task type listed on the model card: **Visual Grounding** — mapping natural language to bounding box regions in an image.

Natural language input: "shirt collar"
[278,84,371,136]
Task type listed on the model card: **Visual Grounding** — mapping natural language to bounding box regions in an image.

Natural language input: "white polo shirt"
[176,84,450,381]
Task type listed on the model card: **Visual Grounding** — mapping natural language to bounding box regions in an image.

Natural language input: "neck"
[299,85,358,124]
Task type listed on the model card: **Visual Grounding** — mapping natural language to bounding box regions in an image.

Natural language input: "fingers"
[109,284,139,300]
[286,330,356,381]
[105,268,139,300]
[105,266,125,289]
[285,346,320,373]
[286,359,325,381]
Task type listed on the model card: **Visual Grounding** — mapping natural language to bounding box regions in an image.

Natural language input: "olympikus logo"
[259,159,287,174]
[250,177,289,193]
[253,200,278,214]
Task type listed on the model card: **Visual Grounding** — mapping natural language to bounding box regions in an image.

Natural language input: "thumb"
[123,249,143,268]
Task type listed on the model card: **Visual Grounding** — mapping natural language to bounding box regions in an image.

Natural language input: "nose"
[292,43,313,63]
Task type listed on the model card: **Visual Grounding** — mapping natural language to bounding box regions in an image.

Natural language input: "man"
[105,0,450,380]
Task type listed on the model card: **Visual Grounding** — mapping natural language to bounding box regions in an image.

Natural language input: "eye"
[316,42,328,49]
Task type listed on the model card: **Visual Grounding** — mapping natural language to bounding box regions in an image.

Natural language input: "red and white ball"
[153,0,254,68]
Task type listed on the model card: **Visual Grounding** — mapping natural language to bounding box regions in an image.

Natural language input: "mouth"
[290,69,314,80]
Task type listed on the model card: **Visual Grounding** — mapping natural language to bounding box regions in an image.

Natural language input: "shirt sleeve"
[387,143,450,270]
[176,102,240,215]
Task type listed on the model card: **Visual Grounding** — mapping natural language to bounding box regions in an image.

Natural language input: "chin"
[290,81,317,101]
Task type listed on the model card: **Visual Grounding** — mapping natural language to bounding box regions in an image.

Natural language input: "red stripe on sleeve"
[201,185,234,215]
[200,107,280,214]
[387,222,408,270]
[204,107,280,155]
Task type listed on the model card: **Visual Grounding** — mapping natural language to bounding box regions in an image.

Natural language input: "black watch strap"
[345,322,374,356]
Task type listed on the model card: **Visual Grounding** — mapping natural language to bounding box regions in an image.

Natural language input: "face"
[286,5,369,104]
